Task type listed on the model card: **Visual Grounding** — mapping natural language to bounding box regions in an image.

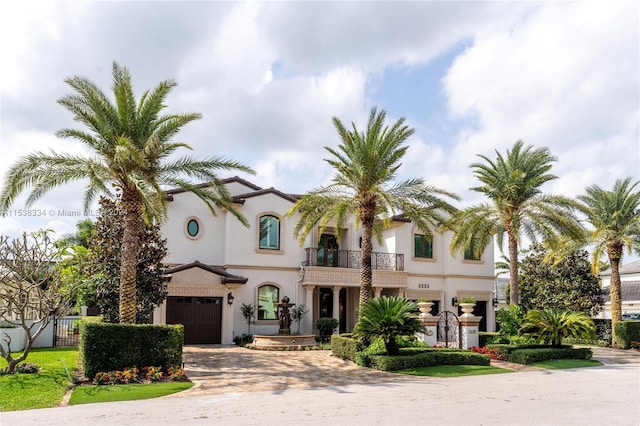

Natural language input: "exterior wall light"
[227,292,235,305]
[451,296,458,307]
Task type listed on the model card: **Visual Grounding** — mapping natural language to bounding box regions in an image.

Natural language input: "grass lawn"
[397,364,513,377]
[531,359,603,369]
[0,347,78,412]
[69,382,193,405]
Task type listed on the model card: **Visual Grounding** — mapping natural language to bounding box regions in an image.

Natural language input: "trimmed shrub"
[331,334,361,361]
[316,318,339,344]
[613,320,640,349]
[594,319,612,343]
[366,349,490,371]
[479,332,501,347]
[507,347,592,365]
[233,334,254,346]
[80,320,183,378]
[562,337,609,347]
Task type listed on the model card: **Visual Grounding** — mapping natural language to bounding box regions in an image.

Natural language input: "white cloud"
[443,0,639,197]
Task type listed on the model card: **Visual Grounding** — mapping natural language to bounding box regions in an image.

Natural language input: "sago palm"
[0,62,254,323]
[576,178,640,337]
[447,141,584,305]
[520,309,595,347]
[287,107,459,308]
[353,296,426,355]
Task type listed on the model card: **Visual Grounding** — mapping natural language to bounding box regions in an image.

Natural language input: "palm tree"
[57,218,95,249]
[448,140,584,306]
[520,309,595,347]
[353,296,426,355]
[286,107,459,308]
[576,178,640,336]
[0,62,254,323]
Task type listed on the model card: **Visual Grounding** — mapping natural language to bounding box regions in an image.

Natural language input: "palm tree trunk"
[508,230,519,306]
[359,208,375,311]
[607,243,623,346]
[119,191,143,324]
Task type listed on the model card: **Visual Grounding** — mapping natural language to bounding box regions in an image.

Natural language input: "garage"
[166,296,222,344]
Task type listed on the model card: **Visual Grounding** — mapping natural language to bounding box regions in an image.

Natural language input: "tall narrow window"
[414,234,433,259]
[259,215,280,250]
[464,239,481,260]
[258,285,279,320]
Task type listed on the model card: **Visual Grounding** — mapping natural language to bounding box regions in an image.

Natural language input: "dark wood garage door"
[166,297,222,344]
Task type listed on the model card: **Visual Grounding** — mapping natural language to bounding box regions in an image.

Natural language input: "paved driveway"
[2,346,638,425]
[179,344,640,397]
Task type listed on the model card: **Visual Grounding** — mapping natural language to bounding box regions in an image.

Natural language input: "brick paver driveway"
[178,345,416,397]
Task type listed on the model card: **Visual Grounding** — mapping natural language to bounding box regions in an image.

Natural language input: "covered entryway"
[166,296,222,344]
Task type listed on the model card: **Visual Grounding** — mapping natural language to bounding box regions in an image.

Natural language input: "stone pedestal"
[459,315,482,349]
[418,315,438,346]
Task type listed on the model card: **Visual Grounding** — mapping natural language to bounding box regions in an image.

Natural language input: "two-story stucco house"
[153,177,497,344]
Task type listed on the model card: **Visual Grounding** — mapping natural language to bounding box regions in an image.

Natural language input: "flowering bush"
[470,346,509,361]
[630,341,640,350]
[92,365,185,385]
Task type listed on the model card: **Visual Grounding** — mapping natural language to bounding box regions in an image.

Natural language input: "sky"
[0,0,638,263]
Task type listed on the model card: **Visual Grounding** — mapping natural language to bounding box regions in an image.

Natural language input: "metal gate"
[54,316,81,347]
[437,311,461,348]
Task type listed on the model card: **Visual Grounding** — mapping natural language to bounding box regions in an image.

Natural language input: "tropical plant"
[519,243,603,316]
[291,304,309,334]
[520,309,595,347]
[0,62,254,323]
[240,303,256,335]
[287,107,458,308]
[575,178,640,343]
[56,219,94,249]
[447,140,584,306]
[352,296,426,356]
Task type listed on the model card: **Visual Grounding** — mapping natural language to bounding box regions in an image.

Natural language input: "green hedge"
[507,347,592,365]
[330,334,362,361]
[613,320,640,349]
[479,332,503,347]
[80,321,184,378]
[363,349,490,371]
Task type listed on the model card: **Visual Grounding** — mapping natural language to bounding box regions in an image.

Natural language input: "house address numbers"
[418,283,430,289]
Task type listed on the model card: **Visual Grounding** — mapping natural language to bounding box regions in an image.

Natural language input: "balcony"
[304,248,404,271]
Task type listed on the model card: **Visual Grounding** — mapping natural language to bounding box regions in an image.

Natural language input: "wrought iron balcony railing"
[304,248,404,271]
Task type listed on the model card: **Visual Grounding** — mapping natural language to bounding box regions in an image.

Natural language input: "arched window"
[259,215,280,250]
[257,285,279,320]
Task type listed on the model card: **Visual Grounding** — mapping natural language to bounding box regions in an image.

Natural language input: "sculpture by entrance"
[278,296,294,335]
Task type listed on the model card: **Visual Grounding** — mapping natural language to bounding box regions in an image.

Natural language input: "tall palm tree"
[576,178,640,335]
[287,107,459,308]
[448,140,584,306]
[0,62,254,323]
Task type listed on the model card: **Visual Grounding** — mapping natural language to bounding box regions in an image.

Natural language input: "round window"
[186,219,200,238]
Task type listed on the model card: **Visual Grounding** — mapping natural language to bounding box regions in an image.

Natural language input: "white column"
[374,287,382,298]
[332,286,341,320]
[304,285,315,334]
